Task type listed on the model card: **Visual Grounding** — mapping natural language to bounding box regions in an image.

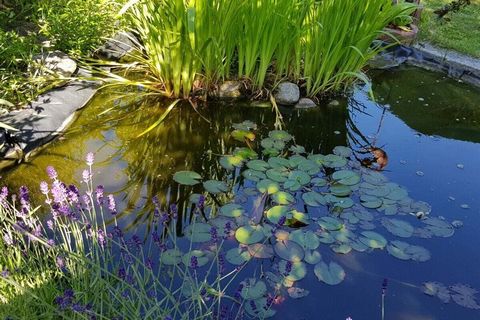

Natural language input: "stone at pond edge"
[295,98,317,109]
[32,51,77,77]
[96,31,136,61]
[216,81,244,98]
[274,82,300,105]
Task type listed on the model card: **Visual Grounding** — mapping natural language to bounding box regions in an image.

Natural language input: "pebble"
[448,196,456,201]
[334,131,341,135]
[418,97,425,101]
[456,164,464,169]
[460,204,470,209]
[451,220,464,229]
[400,160,407,164]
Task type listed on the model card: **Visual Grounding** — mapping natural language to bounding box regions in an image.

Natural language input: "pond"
[2,66,480,319]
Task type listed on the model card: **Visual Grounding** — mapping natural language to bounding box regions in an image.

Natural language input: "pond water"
[2,66,480,319]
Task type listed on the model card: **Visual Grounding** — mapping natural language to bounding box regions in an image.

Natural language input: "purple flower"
[169,204,178,220]
[86,152,94,166]
[82,169,90,184]
[113,226,124,239]
[234,284,244,300]
[198,195,205,209]
[223,222,232,239]
[190,256,198,269]
[285,261,292,275]
[382,278,388,295]
[56,255,66,269]
[47,239,55,246]
[97,229,106,248]
[277,216,286,227]
[51,181,67,204]
[1,269,9,278]
[118,267,126,280]
[72,303,85,313]
[249,300,257,311]
[95,185,104,205]
[107,194,117,215]
[159,210,169,225]
[82,195,91,211]
[210,227,218,244]
[46,166,58,180]
[3,233,13,246]
[0,187,8,207]
[131,235,142,249]
[40,181,49,195]
[218,252,225,275]
[145,257,153,270]
[19,186,30,214]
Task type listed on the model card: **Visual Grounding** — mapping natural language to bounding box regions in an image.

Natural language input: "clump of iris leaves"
[96,0,417,100]
[0,120,461,319]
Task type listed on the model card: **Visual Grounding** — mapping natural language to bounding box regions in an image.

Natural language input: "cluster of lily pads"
[422,282,480,310]
[172,120,461,318]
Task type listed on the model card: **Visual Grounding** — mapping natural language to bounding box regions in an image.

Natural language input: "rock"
[217,81,243,98]
[96,31,137,61]
[32,51,77,77]
[328,100,340,106]
[274,82,300,105]
[295,98,317,109]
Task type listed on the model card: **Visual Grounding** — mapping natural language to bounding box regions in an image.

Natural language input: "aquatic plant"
[107,0,416,99]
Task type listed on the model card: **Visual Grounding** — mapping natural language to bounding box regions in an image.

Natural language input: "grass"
[419,0,480,57]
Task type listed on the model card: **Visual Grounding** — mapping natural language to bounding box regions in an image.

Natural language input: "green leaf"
[360,195,383,209]
[232,129,255,142]
[314,261,346,285]
[182,250,210,267]
[234,147,258,160]
[247,159,270,171]
[261,137,285,150]
[302,191,326,207]
[232,120,257,131]
[235,225,265,244]
[203,180,228,194]
[333,146,352,157]
[269,130,292,141]
[318,216,343,231]
[226,247,251,265]
[274,240,305,262]
[332,170,360,186]
[242,169,266,182]
[266,206,291,224]
[271,191,295,205]
[240,278,267,300]
[359,231,387,249]
[266,168,289,183]
[219,155,244,170]
[278,260,307,281]
[256,179,280,194]
[220,203,244,218]
[184,223,212,243]
[289,230,320,250]
[137,99,180,137]
[173,170,202,185]
[381,218,414,238]
[247,243,274,259]
[160,249,183,265]
[323,154,347,168]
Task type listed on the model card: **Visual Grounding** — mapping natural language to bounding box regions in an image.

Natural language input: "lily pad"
[266,168,289,183]
[314,261,346,285]
[423,217,454,238]
[289,230,320,250]
[302,191,326,207]
[360,195,383,209]
[268,157,290,169]
[240,278,267,300]
[311,177,328,187]
[242,169,266,182]
[182,250,210,267]
[261,138,285,150]
[269,130,292,141]
[266,206,291,225]
[297,159,320,175]
[247,243,274,259]
[271,191,295,205]
[245,297,276,318]
[332,170,360,186]
[219,155,244,170]
[331,244,352,254]
[333,146,352,158]
[330,184,352,197]
[235,225,265,244]
[173,171,202,186]
[318,216,343,231]
[220,203,244,218]
[234,147,258,160]
[304,250,322,264]
[247,160,270,172]
[274,240,305,262]
[184,223,212,243]
[278,260,307,282]
[381,218,414,238]
[160,249,183,265]
[232,129,255,142]
[359,231,387,249]
[257,179,280,194]
[232,120,257,131]
[226,247,251,265]
[323,154,347,168]
[203,180,228,194]
[287,287,310,299]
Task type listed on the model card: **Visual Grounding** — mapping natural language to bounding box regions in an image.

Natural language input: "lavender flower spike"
[46,166,58,180]
[86,152,94,166]
[107,194,117,215]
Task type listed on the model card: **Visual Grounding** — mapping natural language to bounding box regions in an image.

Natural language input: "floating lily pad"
[248,243,274,259]
[242,169,266,182]
[288,155,307,168]
[387,240,430,262]
[240,278,267,300]
[422,281,451,303]
[159,249,183,265]
[257,179,280,194]
[318,216,343,231]
[182,250,210,267]
[351,240,369,252]
[269,130,292,141]
[268,157,290,168]
[330,184,352,197]
[289,230,320,250]
[232,120,257,131]
[271,191,295,205]
[360,195,383,209]
[226,247,251,265]
[302,191,326,207]
[232,129,255,142]
[423,217,454,238]
[359,231,387,249]
[278,260,307,282]
[203,180,228,194]
[314,261,346,285]
[382,218,414,238]
[219,155,244,170]
[184,223,212,243]
[287,287,310,299]
[308,154,325,166]
[274,240,305,262]
[333,146,352,158]
[323,154,347,168]
[266,168,289,183]
[331,244,352,254]
[304,250,322,264]
[311,177,328,187]
[261,138,285,151]
[290,145,306,154]
[297,159,320,175]
[245,297,276,318]
[285,170,311,191]
[220,203,244,218]
[266,206,291,225]
[332,170,360,186]
[290,210,310,225]
[173,171,202,185]
[247,160,270,172]
[235,225,265,244]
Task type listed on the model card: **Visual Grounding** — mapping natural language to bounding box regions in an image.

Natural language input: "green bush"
[38,0,122,55]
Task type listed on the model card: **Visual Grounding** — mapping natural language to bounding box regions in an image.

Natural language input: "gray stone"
[328,100,340,107]
[0,78,97,168]
[274,82,300,105]
[32,51,77,77]
[96,31,137,61]
[217,81,243,98]
[295,98,317,109]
